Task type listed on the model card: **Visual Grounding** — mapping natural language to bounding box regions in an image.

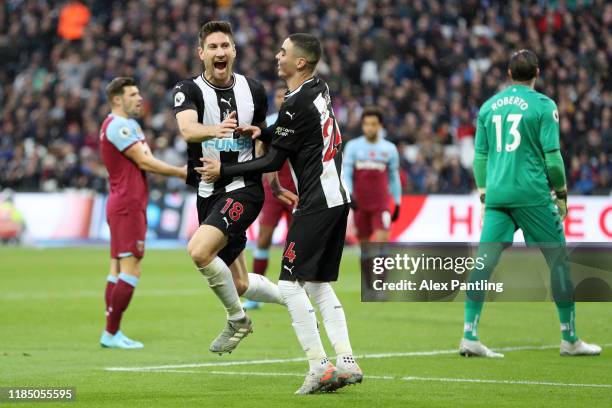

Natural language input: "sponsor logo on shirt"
[202,138,253,152]
[355,160,387,171]
[275,127,295,137]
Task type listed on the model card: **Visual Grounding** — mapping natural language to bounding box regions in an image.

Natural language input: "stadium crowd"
[1,0,610,195]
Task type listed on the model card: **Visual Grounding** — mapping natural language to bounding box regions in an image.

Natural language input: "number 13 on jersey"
[492,114,522,152]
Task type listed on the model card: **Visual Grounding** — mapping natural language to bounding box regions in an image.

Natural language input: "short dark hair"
[361,106,384,125]
[106,77,136,103]
[508,49,539,81]
[288,33,321,72]
[199,21,234,47]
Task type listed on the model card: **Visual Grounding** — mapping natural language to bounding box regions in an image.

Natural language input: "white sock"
[278,280,327,372]
[304,282,353,363]
[243,273,284,305]
[198,257,245,321]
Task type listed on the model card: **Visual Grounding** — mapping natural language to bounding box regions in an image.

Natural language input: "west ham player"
[199,34,362,394]
[343,107,401,293]
[172,21,296,354]
[461,50,601,357]
[244,85,297,311]
[99,77,186,349]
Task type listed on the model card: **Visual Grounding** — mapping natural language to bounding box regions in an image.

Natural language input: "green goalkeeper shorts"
[481,201,565,244]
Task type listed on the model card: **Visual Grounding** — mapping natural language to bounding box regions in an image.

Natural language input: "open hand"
[194,158,222,182]
[215,111,238,138]
[236,124,262,139]
[273,186,299,207]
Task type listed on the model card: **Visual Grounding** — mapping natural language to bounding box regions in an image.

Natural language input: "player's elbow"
[177,123,197,142]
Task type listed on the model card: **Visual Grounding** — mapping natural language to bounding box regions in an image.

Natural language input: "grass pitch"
[1,247,611,407]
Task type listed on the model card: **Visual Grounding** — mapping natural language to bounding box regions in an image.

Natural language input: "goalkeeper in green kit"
[459,50,601,358]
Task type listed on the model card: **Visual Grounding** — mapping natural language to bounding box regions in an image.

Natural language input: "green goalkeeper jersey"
[475,84,561,207]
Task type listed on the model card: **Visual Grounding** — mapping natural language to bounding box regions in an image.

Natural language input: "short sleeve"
[106,119,141,152]
[540,99,561,153]
[474,110,488,155]
[247,78,268,125]
[270,104,305,154]
[172,80,200,115]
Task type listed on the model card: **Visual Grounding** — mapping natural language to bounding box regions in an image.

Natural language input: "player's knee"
[188,241,215,267]
[124,269,141,279]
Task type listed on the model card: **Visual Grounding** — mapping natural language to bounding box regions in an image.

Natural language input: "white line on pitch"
[141,370,612,388]
[207,371,395,380]
[104,343,612,372]
[402,376,612,388]
[1,289,202,300]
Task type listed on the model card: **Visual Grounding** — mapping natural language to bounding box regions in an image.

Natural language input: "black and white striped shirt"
[172,73,267,197]
[271,77,350,213]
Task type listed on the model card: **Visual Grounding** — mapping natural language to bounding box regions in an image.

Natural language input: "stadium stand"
[1,0,610,194]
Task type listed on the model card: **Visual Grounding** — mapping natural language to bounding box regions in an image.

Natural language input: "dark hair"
[288,33,321,72]
[361,106,384,125]
[199,21,234,47]
[508,49,539,81]
[105,77,136,103]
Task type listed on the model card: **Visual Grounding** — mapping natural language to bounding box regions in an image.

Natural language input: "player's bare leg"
[231,251,283,306]
[188,225,252,354]
[101,256,143,349]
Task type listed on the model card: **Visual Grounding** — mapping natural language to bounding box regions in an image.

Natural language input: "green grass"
[1,247,611,407]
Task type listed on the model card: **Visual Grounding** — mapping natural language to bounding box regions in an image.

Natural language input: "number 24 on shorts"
[220,198,244,221]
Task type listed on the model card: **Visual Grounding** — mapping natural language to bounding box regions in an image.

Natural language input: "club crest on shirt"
[119,127,131,138]
[174,92,185,107]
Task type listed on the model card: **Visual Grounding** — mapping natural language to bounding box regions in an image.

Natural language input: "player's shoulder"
[173,76,199,92]
[105,115,139,143]
[344,136,363,150]
[239,73,265,91]
[478,90,505,116]
[533,90,557,108]
[287,77,323,106]
[381,138,398,150]
[239,74,267,103]
[105,114,130,134]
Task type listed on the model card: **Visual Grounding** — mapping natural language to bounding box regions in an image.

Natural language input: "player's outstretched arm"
[124,143,187,179]
[195,146,288,182]
[176,110,237,142]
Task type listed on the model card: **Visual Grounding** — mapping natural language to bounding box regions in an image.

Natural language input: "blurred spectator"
[0,190,26,244]
[0,0,610,196]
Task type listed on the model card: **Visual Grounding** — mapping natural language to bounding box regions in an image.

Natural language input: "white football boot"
[560,339,602,356]
[459,338,504,358]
